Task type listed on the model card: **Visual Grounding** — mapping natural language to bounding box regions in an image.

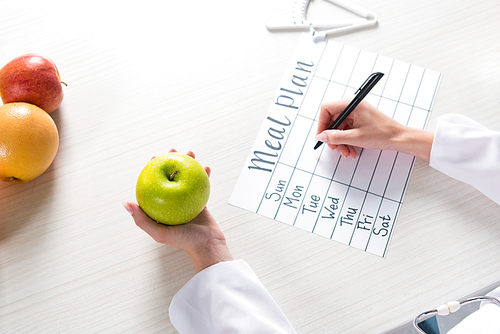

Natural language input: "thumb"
[316,129,357,146]
[123,201,171,243]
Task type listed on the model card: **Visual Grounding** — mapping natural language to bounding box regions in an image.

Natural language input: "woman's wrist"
[394,127,434,162]
[188,238,234,273]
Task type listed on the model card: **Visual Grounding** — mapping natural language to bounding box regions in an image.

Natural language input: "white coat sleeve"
[169,259,296,334]
[429,114,500,205]
[447,303,500,334]
[429,114,500,333]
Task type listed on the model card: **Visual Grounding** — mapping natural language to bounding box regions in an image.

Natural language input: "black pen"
[314,72,384,150]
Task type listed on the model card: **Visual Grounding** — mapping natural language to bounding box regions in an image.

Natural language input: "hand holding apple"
[0,54,65,114]
[124,149,233,272]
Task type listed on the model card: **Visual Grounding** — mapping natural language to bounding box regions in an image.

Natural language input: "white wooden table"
[1,1,500,333]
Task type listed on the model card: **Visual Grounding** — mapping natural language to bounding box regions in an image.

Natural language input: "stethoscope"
[413,296,500,333]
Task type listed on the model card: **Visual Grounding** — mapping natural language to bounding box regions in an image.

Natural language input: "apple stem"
[60,81,68,86]
[169,170,178,181]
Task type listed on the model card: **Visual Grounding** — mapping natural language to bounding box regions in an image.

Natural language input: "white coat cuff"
[429,114,500,205]
[169,259,296,334]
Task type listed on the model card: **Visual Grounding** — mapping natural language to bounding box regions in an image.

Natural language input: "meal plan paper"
[229,33,442,257]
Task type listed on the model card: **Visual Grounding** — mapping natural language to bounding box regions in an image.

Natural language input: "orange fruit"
[0,102,59,183]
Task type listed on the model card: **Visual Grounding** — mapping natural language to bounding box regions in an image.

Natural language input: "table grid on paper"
[231,34,442,257]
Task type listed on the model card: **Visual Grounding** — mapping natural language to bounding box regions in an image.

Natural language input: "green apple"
[135,153,210,225]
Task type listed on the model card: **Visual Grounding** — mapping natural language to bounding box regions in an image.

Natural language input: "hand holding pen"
[315,90,434,161]
[314,72,384,150]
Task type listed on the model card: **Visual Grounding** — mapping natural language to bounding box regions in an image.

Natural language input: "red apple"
[0,54,65,114]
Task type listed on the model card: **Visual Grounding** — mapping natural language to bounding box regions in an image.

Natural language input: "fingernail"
[315,132,327,143]
[122,201,135,215]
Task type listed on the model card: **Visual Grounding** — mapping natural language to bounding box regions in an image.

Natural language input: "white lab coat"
[169,114,500,334]
[430,114,500,333]
[169,259,296,334]
[430,114,500,205]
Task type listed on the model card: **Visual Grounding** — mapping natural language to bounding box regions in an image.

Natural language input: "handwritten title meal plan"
[229,33,442,257]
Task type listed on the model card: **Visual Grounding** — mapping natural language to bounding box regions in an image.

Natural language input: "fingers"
[317,99,351,134]
[337,145,349,158]
[347,145,357,159]
[168,148,195,159]
[326,143,357,159]
[123,202,168,243]
[316,99,358,159]
[170,149,210,176]
[153,149,209,176]
[317,127,355,147]
[317,129,358,159]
